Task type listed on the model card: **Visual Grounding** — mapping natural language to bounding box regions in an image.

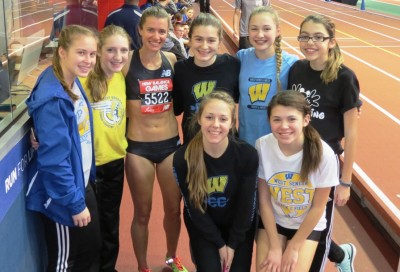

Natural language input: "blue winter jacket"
[25,66,96,227]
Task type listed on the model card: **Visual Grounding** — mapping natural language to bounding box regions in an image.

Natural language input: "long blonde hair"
[53,25,98,101]
[184,91,236,213]
[87,25,130,102]
[248,6,283,91]
[300,14,344,84]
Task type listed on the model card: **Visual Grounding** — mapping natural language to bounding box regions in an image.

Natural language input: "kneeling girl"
[255,90,339,272]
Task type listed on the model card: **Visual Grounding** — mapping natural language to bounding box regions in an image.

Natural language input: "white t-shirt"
[255,134,339,231]
[72,83,92,187]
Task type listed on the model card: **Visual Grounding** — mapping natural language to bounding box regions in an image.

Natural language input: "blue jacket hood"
[26,66,73,114]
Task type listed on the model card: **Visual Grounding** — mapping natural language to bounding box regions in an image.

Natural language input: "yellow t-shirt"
[80,72,127,166]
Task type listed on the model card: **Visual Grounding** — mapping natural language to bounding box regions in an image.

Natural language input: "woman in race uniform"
[123,6,188,272]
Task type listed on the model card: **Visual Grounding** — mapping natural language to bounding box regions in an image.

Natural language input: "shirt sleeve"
[255,138,266,180]
[340,68,360,113]
[232,56,241,103]
[228,145,258,249]
[173,148,226,249]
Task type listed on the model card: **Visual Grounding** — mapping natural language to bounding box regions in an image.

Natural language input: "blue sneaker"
[336,243,356,272]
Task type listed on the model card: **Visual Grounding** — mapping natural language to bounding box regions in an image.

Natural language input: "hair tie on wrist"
[339,179,352,187]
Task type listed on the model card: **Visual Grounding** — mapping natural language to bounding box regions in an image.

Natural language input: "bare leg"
[255,229,269,272]
[126,153,155,270]
[293,239,318,271]
[256,229,286,272]
[156,153,182,258]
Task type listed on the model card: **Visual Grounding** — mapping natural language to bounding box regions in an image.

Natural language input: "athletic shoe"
[336,243,357,272]
[166,256,188,272]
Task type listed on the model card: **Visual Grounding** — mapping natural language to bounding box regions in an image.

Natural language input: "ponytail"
[53,25,98,101]
[87,60,108,102]
[53,54,78,100]
[248,6,283,91]
[321,44,343,84]
[185,131,208,213]
[301,125,322,180]
[275,35,282,92]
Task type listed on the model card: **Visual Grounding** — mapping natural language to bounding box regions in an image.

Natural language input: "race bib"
[138,78,173,114]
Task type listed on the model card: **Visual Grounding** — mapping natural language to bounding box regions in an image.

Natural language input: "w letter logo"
[193,81,217,100]
[285,173,294,180]
[207,176,228,193]
[249,83,269,103]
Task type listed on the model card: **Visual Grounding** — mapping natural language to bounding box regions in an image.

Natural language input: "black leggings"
[310,182,345,271]
[184,213,255,272]
[95,158,125,272]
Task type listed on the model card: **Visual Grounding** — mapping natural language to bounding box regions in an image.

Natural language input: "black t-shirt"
[173,54,240,143]
[288,60,360,154]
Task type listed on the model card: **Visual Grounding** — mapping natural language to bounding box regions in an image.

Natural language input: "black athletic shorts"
[258,215,322,241]
[126,136,180,164]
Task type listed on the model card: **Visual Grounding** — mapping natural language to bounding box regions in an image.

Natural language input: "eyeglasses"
[297,35,332,43]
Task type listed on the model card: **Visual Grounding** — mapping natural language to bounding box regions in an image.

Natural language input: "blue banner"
[0,132,35,223]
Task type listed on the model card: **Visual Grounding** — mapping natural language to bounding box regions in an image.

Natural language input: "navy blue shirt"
[104,4,142,50]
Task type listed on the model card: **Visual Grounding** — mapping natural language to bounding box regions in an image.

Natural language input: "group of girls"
[25,3,360,272]
[173,6,359,272]
[174,6,359,272]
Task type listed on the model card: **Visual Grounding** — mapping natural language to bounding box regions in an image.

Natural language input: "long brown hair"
[53,25,98,101]
[87,25,130,102]
[300,14,344,84]
[248,6,283,91]
[267,91,322,179]
[185,91,236,213]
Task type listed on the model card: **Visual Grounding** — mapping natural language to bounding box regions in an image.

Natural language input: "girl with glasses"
[288,14,360,272]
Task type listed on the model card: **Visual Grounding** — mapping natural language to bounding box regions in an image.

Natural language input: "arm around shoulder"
[164,51,177,68]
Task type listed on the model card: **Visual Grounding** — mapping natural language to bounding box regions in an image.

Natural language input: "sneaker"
[336,243,357,272]
[166,256,188,272]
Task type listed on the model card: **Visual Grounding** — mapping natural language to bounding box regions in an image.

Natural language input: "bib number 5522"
[143,92,169,105]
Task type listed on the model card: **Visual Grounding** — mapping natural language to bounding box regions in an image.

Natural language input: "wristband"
[339,179,352,187]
